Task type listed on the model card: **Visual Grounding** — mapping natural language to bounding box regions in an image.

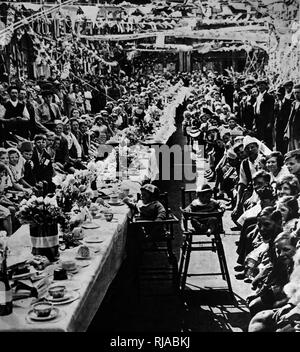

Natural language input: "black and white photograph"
[0,0,299,337]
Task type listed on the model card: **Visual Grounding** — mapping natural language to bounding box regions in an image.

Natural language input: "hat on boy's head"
[61,116,69,125]
[141,183,159,195]
[54,119,63,126]
[19,141,33,153]
[196,184,213,194]
[243,135,258,149]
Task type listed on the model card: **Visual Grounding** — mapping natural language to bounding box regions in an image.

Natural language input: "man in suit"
[253,79,275,149]
[275,82,294,154]
[284,84,300,151]
[37,89,61,131]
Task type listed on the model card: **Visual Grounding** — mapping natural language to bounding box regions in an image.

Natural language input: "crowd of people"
[0,68,186,238]
[1,62,300,331]
[182,71,300,332]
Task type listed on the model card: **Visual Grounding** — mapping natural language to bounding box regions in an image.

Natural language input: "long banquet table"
[0,82,188,331]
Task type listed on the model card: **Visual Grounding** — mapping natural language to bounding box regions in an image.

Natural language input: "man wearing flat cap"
[232,136,264,223]
[284,84,300,151]
[253,79,275,148]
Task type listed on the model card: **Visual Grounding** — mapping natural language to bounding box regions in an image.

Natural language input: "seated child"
[124,183,166,221]
[184,184,223,234]
[123,183,166,240]
[8,148,32,192]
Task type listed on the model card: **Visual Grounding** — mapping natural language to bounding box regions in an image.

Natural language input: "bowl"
[109,195,119,204]
[48,285,66,299]
[33,302,53,317]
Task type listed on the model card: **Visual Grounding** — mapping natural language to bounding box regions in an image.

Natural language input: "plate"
[50,291,80,306]
[108,201,123,206]
[49,281,81,291]
[81,222,100,229]
[46,292,72,302]
[84,236,103,244]
[28,307,59,322]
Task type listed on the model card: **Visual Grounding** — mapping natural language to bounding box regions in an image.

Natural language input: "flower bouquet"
[54,172,95,212]
[17,196,67,262]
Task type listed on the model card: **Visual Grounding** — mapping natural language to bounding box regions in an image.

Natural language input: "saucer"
[49,291,80,305]
[84,236,103,244]
[108,201,123,206]
[46,292,72,302]
[28,307,59,322]
[76,260,91,268]
[81,222,100,229]
[65,266,79,274]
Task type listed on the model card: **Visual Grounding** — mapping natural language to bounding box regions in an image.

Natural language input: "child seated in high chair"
[123,183,167,241]
[184,184,224,234]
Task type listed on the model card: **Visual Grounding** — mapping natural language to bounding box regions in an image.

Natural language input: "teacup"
[104,213,113,222]
[33,302,53,317]
[48,285,65,299]
[110,194,119,204]
[72,227,84,240]
[61,260,77,272]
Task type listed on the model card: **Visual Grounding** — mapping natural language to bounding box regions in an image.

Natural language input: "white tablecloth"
[0,205,131,332]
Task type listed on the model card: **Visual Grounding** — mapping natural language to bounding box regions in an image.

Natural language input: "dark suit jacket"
[254,91,275,128]
[286,101,300,150]
[32,148,54,184]
[55,136,69,165]
[23,160,36,186]
[275,97,293,136]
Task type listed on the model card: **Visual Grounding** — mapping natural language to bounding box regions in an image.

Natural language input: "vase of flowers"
[16,195,67,262]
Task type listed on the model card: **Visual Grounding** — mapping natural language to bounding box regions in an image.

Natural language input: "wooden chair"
[128,192,180,294]
[179,187,233,296]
